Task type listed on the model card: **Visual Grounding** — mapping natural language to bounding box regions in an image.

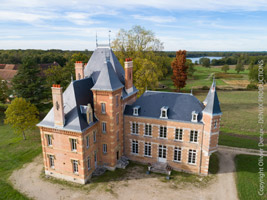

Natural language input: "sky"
[0,0,267,51]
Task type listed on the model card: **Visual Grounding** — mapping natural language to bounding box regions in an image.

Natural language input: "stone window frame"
[174,128,183,141]
[69,137,78,152]
[86,135,90,149]
[93,130,97,143]
[103,144,107,154]
[102,122,107,133]
[173,146,182,162]
[158,144,167,159]
[189,130,198,143]
[115,95,119,107]
[71,159,79,174]
[131,122,139,135]
[45,134,53,147]
[101,102,106,114]
[131,140,139,155]
[144,124,152,137]
[144,142,152,157]
[159,126,167,139]
[188,149,197,165]
[116,112,119,125]
[47,154,55,169]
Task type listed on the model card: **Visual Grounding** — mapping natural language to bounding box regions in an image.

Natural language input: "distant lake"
[187,57,223,64]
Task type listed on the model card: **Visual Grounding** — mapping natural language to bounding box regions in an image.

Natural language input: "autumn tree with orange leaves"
[171,50,188,92]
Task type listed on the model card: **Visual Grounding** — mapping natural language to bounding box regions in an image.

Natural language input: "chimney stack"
[75,61,84,80]
[124,58,133,94]
[52,84,65,127]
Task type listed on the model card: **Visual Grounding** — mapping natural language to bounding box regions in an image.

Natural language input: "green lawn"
[159,65,249,92]
[235,154,267,200]
[0,122,41,200]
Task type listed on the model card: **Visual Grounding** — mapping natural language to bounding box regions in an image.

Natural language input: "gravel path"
[9,149,242,200]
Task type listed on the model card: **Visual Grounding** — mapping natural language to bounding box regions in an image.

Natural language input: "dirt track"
[10,149,239,200]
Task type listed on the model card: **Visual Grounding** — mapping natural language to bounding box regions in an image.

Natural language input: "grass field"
[235,154,267,200]
[0,113,41,200]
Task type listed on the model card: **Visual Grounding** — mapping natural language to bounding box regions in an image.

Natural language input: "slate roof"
[203,79,222,115]
[84,47,125,85]
[91,61,124,91]
[124,91,205,123]
[37,77,97,132]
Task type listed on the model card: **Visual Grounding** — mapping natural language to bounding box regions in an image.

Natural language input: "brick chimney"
[75,61,84,80]
[124,58,133,94]
[52,84,65,127]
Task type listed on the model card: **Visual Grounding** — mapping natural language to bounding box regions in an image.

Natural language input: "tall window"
[214,120,217,128]
[132,140,138,154]
[132,122,139,134]
[174,147,182,162]
[175,129,183,141]
[116,113,119,125]
[116,95,119,107]
[159,126,167,138]
[190,130,198,142]
[86,135,89,148]
[93,131,96,143]
[117,131,119,141]
[73,160,78,173]
[49,155,54,168]
[103,144,107,154]
[71,139,77,151]
[102,122,106,133]
[188,149,197,164]
[87,157,91,171]
[144,142,151,157]
[47,134,52,146]
[101,103,106,114]
[145,124,152,136]
[158,145,167,159]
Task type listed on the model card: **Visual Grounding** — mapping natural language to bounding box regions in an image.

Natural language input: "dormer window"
[80,104,93,124]
[160,106,168,119]
[133,106,140,116]
[191,111,198,122]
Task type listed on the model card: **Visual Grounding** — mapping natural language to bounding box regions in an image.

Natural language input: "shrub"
[246,83,258,90]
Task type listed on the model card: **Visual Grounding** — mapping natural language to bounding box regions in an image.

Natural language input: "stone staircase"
[151,162,168,175]
[92,166,106,177]
[116,156,129,169]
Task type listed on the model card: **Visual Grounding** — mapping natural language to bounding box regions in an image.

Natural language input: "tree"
[134,58,162,94]
[186,59,196,77]
[111,26,168,94]
[171,50,188,92]
[11,56,46,109]
[0,78,9,103]
[200,58,210,68]
[249,63,267,84]
[4,98,39,140]
[235,62,245,74]
[71,53,89,63]
[221,64,230,73]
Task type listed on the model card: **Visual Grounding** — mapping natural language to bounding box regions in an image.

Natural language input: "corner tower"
[200,79,222,175]
[91,61,124,170]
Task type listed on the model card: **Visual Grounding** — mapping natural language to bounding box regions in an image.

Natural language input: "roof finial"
[109,30,111,47]
[96,32,98,48]
[71,74,73,82]
[191,88,193,95]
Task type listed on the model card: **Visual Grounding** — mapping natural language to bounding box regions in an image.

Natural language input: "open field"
[0,120,41,199]
[235,154,267,200]
[159,65,250,92]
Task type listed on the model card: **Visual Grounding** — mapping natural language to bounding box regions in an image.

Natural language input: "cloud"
[132,15,176,23]
[0,11,55,24]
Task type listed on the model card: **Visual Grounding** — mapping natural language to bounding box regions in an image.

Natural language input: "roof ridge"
[145,90,193,96]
